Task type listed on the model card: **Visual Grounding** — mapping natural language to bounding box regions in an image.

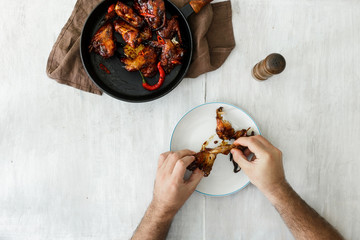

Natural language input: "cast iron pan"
[80,0,212,102]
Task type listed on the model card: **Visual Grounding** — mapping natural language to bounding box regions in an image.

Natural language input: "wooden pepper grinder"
[252,53,286,81]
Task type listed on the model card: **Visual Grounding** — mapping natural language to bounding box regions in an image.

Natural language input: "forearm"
[265,182,344,240]
[131,202,175,240]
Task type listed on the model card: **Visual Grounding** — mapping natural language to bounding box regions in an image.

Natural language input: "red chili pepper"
[99,63,111,74]
[108,4,115,13]
[140,12,156,18]
[171,60,181,65]
[157,35,165,45]
[141,62,165,91]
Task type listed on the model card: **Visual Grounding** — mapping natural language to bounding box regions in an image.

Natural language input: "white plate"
[170,102,261,196]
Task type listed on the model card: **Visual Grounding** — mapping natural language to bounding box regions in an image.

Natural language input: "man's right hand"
[231,135,286,195]
[231,136,344,239]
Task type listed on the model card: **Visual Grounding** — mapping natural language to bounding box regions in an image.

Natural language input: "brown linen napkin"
[46,0,235,95]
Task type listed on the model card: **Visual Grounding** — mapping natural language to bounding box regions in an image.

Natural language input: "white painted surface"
[0,0,359,239]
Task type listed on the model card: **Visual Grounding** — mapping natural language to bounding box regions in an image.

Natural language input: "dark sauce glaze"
[229,153,241,173]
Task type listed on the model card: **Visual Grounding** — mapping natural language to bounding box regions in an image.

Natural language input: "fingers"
[231,149,250,169]
[158,151,171,168]
[172,155,196,180]
[252,135,273,148]
[234,136,267,155]
[164,149,196,172]
[243,148,252,157]
[187,168,203,188]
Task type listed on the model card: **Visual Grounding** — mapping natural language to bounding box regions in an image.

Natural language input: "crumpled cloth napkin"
[46,0,236,95]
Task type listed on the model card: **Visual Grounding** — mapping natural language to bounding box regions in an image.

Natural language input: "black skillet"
[80,0,212,102]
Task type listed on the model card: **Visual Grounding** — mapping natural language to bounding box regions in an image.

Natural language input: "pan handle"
[189,0,213,13]
[180,0,213,18]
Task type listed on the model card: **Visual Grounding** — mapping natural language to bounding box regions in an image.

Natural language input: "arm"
[231,136,344,240]
[132,150,203,240]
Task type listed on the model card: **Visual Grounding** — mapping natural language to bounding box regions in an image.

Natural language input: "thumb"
[231,149,250,169]
[187,168,203,189]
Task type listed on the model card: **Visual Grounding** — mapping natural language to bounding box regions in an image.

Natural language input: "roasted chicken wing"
[216,107,254,140]
[114,20,140,48]
[121,45,158,77]
[105,10,117,21]
[157,16,182,44]
[139,26,153,41]
[89,22,116,58]
[134,0,166,30]
[187,107,255,177]
[188,144,243,177]
[216,107,235,140]
[115,1,144,28]
[150,38,184,73]
[114,20,153,48]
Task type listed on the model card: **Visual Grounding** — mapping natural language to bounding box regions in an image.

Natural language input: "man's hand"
[132,150,203,240]
[231,136,344,239]
[231,135,285,195]
[152,150,203,218]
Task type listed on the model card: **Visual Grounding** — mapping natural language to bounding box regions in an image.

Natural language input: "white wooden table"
[1,0,359,239]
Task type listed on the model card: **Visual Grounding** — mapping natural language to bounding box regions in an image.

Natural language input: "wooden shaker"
[252,53,286,81]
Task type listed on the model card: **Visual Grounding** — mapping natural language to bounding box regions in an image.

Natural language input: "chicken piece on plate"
[216,107,235,140]
[157,16,182,44]
[114,20,140,48]
[233,128,254,139]
[216,107,255,140]
[89,22,116,58]
[150,38,184,73]
[188,144,242,177]
[121,45,158,77]
[187,135,253,177]
[134,0,166,30]
[115,1,144,28]
[187,106,256,177]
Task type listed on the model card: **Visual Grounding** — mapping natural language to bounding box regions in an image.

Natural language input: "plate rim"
[170,101,262,197]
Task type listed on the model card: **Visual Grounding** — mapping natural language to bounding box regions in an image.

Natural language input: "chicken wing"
[139,26,153,41]
[187,106,255,177]
[216,107,235,140]
[134,0,166,30]
[115,1,144,28]
[216,107,255,140]
[188,144,243,177]
[114,19,140,48]
[89,22,116,58]
[105,10,117,21]
[150,38,184,73]
[157,16,182,44]
[121,45,158,77]
[114,20,153,48]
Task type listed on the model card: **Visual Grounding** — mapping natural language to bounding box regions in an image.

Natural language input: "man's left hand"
[151,150,203,219]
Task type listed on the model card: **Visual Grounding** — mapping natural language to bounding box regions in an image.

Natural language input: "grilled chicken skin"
[115,1,144,28]
[157,16,182,44]
[150,38,184,73]
[89,22,116,58]
[121,45,158,77]
[134,0,166,30]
